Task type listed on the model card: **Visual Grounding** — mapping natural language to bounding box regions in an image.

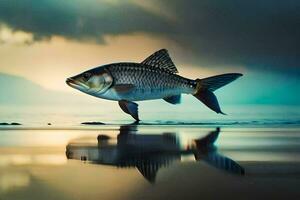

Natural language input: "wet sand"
[0,125,300,199]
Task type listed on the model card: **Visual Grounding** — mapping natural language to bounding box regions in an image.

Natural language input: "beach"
[1,124,300,199]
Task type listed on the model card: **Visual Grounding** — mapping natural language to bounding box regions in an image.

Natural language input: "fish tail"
[193,73,243,114]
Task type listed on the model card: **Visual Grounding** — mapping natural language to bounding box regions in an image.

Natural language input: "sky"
[0,0,299,106]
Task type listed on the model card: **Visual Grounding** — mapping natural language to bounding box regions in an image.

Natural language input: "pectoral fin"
[113,84,135,93]
[118,100,139,121]
[163,95,181,104]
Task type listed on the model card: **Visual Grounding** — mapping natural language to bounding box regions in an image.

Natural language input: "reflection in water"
[66,126,244,183]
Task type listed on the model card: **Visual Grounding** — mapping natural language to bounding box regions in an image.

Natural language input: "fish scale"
[107,63,193,92]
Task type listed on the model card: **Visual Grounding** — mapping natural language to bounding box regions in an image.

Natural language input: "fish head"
[66,66,113,95]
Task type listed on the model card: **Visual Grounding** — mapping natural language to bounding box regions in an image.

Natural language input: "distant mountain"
[0,73,81,105]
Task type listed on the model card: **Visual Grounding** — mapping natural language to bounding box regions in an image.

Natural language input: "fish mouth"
[66,78,78,88]
[66,78,89,91]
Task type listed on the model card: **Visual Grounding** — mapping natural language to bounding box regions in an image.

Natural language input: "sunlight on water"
[0,172,30,192]
[0,124,300,199]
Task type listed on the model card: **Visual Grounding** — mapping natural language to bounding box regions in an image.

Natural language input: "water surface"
[1,125,300,199]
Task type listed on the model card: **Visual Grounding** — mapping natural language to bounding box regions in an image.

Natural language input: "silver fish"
[66,49,242,121]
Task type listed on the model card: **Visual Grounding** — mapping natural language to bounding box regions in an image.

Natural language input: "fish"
[66,49,243,121]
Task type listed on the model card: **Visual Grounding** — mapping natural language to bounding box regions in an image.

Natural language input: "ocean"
[0,104,300,199]
[1,104,300,127]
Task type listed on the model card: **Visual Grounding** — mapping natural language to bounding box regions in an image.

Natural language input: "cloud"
[161,0,300,74]
[0,25,33,44]
[0,0,299,75]
[0,0,172,42]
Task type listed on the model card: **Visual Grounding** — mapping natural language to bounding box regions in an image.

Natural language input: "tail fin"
[193,73,243,114]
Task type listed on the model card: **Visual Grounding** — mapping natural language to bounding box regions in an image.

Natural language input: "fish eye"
[83,72,91,80]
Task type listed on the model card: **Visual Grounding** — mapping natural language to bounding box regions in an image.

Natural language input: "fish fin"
[118,100,139,121]
[193,73,243,114]
[194,127,220,148]
[201,153,245,175]
[113,84,135,93]
[136,163,160,183]
[141,49,178,73]
[193,128,245,175]
[194,90,225,114]
[198,73,243,92]
[163,95,181,104]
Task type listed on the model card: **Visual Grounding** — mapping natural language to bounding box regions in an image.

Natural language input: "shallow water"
[1,125,300,199]
[1,104,300,127]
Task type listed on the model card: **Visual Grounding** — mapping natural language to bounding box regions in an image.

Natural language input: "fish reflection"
[66,126,244,183]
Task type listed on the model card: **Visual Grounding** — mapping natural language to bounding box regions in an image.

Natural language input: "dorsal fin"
[141,49,178,73]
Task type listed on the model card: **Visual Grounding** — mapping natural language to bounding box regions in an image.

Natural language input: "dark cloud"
[163,0,300,73]
[0,0,299,74]
[0,0,172,42]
